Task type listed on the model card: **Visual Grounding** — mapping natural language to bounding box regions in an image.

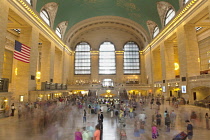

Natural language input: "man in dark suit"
[98,111,104,129]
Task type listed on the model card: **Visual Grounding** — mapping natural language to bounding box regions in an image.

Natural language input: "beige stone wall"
[198,36,210,70]
[54,48,63,83]
[0,0,9,77]
[144,51,152,84]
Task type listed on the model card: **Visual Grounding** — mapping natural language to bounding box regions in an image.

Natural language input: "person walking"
[98,111,104,130]
[165,114,171,132]
[156,112,162,128]
[83,109,87,123]
[93,124,100,140]
[82,127,90,140]
[11,103,15,116]
[205,113,210,130]
[75,128,82,140]
[185,120,193,140]
[151,123,158,139]
[170,110,176,127]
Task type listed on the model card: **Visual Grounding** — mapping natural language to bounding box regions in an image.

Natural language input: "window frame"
[40,9,50,26]
[123,42,140,75]
[164,8,175,26]
[74,42,91,75]
[55,27,62,38]
[99,42,116,75]
[153,26,159,38]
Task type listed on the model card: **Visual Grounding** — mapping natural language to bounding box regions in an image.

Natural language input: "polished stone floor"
[0,102,210,140]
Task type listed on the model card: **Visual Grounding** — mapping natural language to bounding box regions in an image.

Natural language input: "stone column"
[68,53,74,84]
[54,48,63,83]
[62,50,70,84]
[176,25,200,78]
[40,41,55,82]
[176,24,200,102]
[116,52,123,84]
[91,51,99,82]
[0,0,9,77]
[160,41,175,80]
[152,48,162,82]
[28,27,39,91]
[140,52,147,84]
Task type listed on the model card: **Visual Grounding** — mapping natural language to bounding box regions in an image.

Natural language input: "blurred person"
[129,106,134,118]
[4,105,9,117]
[87,122,94,140]
[151,123,158,139]
[156,112,162,128]
[98,111,104,130]
[185,120,193,140]
[93,124,100,140]
[150,98,154,109]
[18,105,22,118]
[11,103,15,116]
[170,110,176,127]
[190,111,197,127]
[75,128,82,140]
[82,127,89,140]
[205,113,210,130]
[138,110,146,125]
[133,120,141,139]
[165,114,171,132]
[83,109,87,123]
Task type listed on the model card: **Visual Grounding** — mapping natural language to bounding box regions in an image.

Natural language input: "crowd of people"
[3,93,210,140]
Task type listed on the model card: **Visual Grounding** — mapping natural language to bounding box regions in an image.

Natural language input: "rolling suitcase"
[172,131,187,140]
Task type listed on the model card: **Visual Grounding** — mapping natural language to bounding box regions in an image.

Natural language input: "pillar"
[116,52,123,84]
[91,51,99,82]
[0,0,9,77]
[160,41,175,80]
[176,25,200,78]
[40,41,55,82]
[152,48,162,82]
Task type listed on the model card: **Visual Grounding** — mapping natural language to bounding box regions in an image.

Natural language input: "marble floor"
[0,102,210,140]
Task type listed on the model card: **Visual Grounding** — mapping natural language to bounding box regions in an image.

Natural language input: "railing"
[41,82,67,91]
[189,74,210,81]
[166,78,180,83]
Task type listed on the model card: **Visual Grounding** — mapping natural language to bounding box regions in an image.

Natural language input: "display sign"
[181,85,187,93]
[162,86,166,92]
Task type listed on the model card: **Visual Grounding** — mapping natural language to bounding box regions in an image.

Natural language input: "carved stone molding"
[57,21,68,39]
[41,2,58,28]
[146,20,158,39]
[157,1,174,27]
[64,16,150,49]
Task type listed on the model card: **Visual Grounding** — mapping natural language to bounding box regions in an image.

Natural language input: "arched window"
[26,0,32,5]
[153,26,159,38]
[40,9,50,26]
[75,42,91,75]
[184,0,190,5]
[164,8,175,25]
[124,42,140,74]
[99,42,116,75]
[55,27,62,38]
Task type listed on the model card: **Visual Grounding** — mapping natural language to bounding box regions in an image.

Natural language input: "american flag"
[14,40,31,63]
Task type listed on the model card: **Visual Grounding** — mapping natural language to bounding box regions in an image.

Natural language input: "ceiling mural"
[36,0,180,35]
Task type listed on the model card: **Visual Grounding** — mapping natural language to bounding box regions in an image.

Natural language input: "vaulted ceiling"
[36,0,180,33]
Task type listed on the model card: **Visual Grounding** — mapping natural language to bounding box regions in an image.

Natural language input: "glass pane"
[40,10,50,25]
[99,42,116,74]
[123,42,140,74]
[75,42,91,74]
[165,9,175,25]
